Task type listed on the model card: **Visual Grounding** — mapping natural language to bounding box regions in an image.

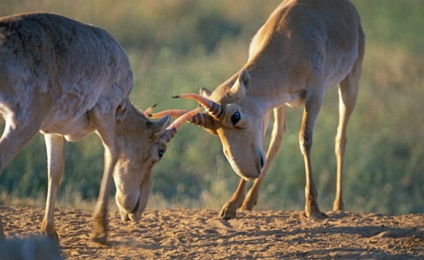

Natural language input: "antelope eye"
[231,111,241,125]
[158,149,165,159]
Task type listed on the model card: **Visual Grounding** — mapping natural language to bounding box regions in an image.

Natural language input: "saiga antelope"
[0,13,199,243]
[169,0,365,218]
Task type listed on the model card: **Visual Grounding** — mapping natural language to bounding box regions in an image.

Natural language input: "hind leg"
[0,91,51,242]
[333,30,365,211]
[333,62,362,211]
[0,116,42,239]
[0,121,41,173]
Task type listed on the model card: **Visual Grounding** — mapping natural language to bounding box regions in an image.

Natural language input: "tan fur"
[181,0,365,219]
[0,13,192,244]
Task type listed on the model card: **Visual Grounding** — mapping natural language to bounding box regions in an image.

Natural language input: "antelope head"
[173,70,266,180]
[113,102,200,221]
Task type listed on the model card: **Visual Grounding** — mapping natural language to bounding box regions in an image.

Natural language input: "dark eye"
[158,149,165,159]
[231,111,241,125]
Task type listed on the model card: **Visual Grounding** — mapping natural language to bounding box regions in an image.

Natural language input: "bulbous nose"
[116,193,139,212]
[259,153,265,169]
[130,198,140,214]
[222,143,266,180]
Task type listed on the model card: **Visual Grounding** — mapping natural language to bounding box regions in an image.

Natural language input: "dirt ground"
[0,206,423,259]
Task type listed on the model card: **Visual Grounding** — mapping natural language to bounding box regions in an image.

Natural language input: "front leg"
[219,179,248,219]
[41,134,65,242]
[333,52,362,211]
[91,108,118,244]
[242,106,286,211]
[91,148,115,244]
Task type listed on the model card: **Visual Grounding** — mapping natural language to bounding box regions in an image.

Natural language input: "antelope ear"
[152,115,171,137]
[200,87,212,98]
[230,69,250,100]
[116,100,128,123]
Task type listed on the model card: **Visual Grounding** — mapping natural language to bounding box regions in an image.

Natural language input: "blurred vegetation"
[0,0,422,214]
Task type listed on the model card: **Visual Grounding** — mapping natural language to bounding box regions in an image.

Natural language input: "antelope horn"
[173,93,223,120]
[149,109,189,119]
[143,103,158,118]
[160,106,202,143]
[150,108,208,126]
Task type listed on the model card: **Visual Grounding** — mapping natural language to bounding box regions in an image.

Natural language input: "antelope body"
[175,0,365,218]
[0,13,197,243]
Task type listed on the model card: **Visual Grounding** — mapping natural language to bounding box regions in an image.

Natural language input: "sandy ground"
[0,206,423,259]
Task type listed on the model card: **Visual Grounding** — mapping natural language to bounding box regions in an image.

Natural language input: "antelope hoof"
[42,230,60,243]
[219,203,238,220]
[91,230,108,245]
[304,209,328,219]
[241,200,256,211]
[333,200,344,211]
[91,218,108,245]
[41,223,60,243]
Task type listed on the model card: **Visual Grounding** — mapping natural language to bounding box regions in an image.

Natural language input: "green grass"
[0,0,423,214]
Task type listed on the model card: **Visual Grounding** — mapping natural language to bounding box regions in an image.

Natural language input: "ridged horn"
[173,93,223,120]
[143,103,158,118]
[149,109,189,119]
[160,106,202,143]
[149,108,209,126]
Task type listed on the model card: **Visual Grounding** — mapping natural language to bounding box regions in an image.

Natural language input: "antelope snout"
[224,148,265,180]
[116,192,141,221]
